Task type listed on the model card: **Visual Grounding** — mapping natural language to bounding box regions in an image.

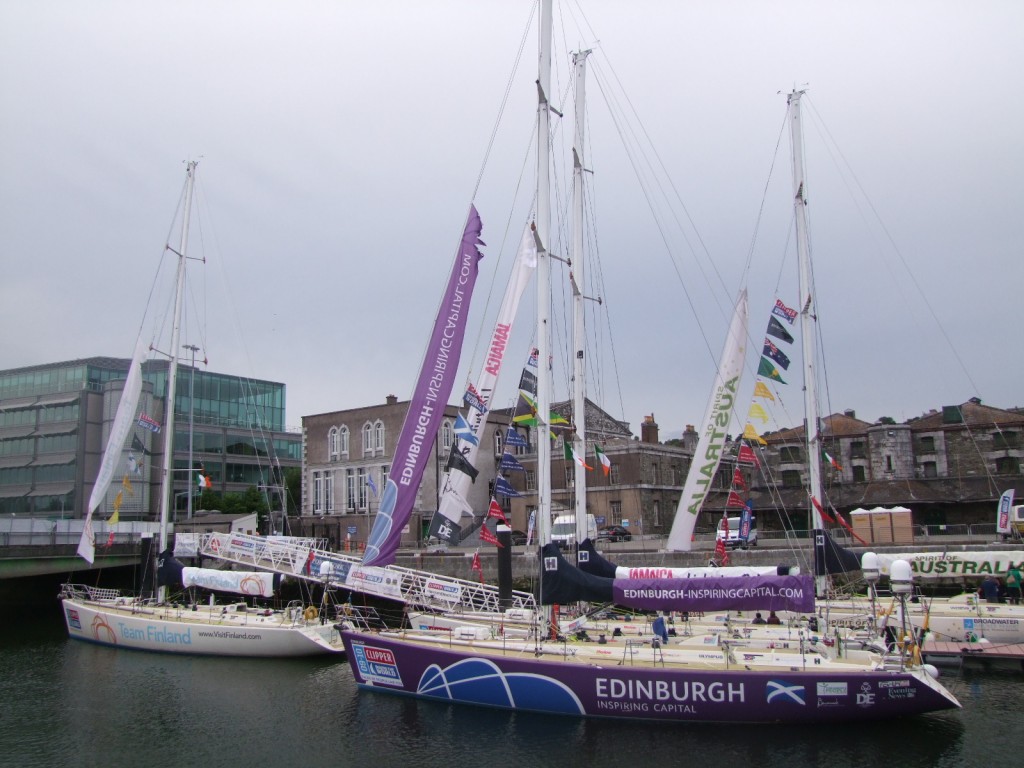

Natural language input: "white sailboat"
[60,162,344,657]
[340,2,959,721]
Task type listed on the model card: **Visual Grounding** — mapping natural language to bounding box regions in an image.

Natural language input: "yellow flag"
[743,423,767,445]
[753,381,775,401]
[108,508,119,525]
[122,473,133,495]
[748,403,769,423]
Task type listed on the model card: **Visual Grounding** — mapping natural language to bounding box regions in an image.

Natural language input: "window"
[650,462,659,485]
[357,467,368,511]
[442,420,453,452]
[852,465,866,482]
[346,468,356,511]
[564,466,574,488]
[610,501,622,522]
[850,441,866,459]
[328,427,339,459]
[325,472,335,513]
[885,455,893,472]
[781,469,802,488]
[922,461,937,478]
[652,500,661,527]
[780,446,802,464]
[339,425,349,457]
[494,429,503,457]
[918,435,935,453]
[996,456,1020,475]
[610,464,621,485]
[526,470,536,491]
[362,423,373,456]
[374,420,385,454]
[994,431,1020,450]
[313,471,323,514]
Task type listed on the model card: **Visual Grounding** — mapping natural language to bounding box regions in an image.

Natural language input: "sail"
[428,225,537,544]
[666,289,748,551]
[362,207,485,567]
[77,334,148,563]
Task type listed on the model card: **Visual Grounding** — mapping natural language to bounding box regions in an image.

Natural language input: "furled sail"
[362,207,485,567]
[666,289,747,551]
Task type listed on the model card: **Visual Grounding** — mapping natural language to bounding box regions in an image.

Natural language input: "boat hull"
[62,597,344,657]
[341,629,959,723]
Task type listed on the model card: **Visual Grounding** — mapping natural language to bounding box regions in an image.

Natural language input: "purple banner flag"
[613,574,814,613]
[362,207,485,567]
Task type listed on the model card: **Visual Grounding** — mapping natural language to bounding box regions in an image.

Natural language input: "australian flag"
[762,338,791,370]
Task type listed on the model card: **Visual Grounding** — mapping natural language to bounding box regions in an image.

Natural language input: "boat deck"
[922,637,1024,670]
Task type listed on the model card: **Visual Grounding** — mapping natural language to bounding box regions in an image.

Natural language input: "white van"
[716,515,757,549]
[551,513,598,549]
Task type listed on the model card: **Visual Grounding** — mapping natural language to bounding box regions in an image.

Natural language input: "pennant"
[742,423,767,445]
[747,402,769,423]
[446,449,479,482]
[518,368,537,395]
[131,434,151,456]
[471,551,483,582]
[504,428,528,448]
[753,381,776,402]
[726,491,746,508]
[563,441,592,469]
[137,413,162,433]
[113,491,123,514]
[108,506,119,526]
[732,468,747,490]
[367,472,379,498]
[487,498,508,524]
[757,357,787,384]
[463,383,488,414]
[513,391,539,426]
[549,410,571,429]
[453,413,479,445]
[494,476,522,498]
[197,472,212,489]
[823,450,842,471]
[762,338,791,370]
[105,531,116,547]
[772,298,797,325]
[810,495,835,524]
[499,453,525,473]
[738,445,760,467]
[766,316,795,344]
[479,525,503,548]
[594,444,611,476]
[122,474,133,495]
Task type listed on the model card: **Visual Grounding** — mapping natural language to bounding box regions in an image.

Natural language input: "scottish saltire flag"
[766,316,795,344]
[504,428,528,448]
[762,339,791,370]
[137,413,161,433]
[453,413,479,445]
[463,384,488,414]
[499,453,525,473]
[367,472,379,498]
[494,476,521,498]
[772,298,797,324]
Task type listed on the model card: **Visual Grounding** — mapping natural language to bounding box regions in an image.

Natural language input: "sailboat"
[60,162,344,657]
[340,2,959,720]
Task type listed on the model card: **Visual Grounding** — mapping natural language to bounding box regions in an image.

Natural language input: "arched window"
[442,420,453,452]
[362,422,373,455]
[339,425,350,457]
[328,427,339,459]
[374,420,385,454]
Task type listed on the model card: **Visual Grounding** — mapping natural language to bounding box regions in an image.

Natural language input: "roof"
[908,400,1024,430]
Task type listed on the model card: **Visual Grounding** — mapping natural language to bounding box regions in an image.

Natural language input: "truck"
[550,513,598,549]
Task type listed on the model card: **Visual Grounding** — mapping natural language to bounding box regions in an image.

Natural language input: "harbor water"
[1,603,1017,768]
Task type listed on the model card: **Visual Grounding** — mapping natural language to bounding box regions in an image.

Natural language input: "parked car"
[597,525,631,542]
[509,529,528,545]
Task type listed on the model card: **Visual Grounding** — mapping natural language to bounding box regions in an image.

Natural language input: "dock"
[922,637,1024,670]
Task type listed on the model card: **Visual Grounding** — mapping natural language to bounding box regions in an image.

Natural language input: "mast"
[787,90,826,595]
[157,160,197,595]
[571,49,591,551]
[535,0,553,552]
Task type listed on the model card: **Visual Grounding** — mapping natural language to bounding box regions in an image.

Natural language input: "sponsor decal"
[595,677,745,709]
[816,682,848,697]
[856,682,876,708]
[65,608,82,631]
[878,679,910,689]
[886,688,917,700]
[352,643,403,686]
[766,680,805,706]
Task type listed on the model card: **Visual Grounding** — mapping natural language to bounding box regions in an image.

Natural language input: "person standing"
[981,574,1000,604]
[1005,565,1023,605]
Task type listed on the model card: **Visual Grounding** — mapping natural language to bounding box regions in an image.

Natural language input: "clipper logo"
[766,680,806,705]
[352,644,403,687]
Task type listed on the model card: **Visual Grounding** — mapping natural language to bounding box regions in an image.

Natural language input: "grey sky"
[2,1,1021,439]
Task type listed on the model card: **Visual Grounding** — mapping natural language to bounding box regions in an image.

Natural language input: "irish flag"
[594,444,611,476]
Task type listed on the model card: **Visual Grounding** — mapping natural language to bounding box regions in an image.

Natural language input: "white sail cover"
[181,567,276,598]
[666,290,748,551]
[77,335,148,563]
[434,226,537,529]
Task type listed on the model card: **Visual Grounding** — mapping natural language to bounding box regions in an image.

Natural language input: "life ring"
[303,606,319,621]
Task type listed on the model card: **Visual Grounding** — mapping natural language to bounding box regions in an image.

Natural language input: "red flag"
[305,549,315,575]
[834,511,869,545]
[105,531,115,547]
[487,498,507,524]
[738,445,760,466]
[810,496,835,524]
[732,468,747,491]
[479,525,503,548]
[471,551,483,583]
[726,491,746,508]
